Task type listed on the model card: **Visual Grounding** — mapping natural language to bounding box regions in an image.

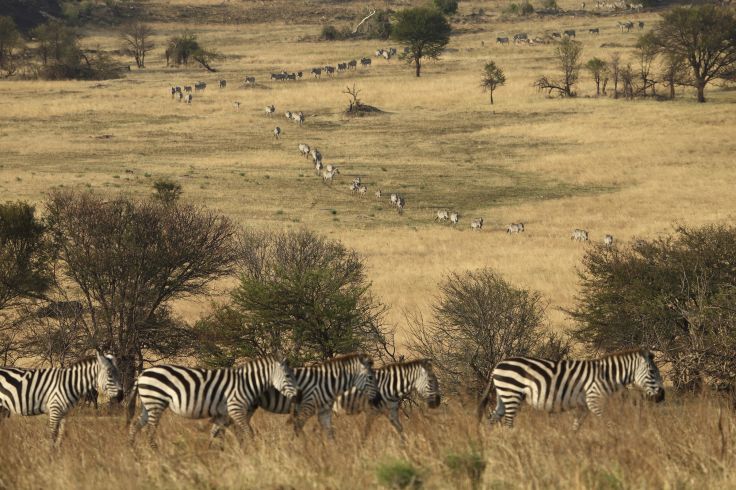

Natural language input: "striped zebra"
[294,112,304,126]
[375,189,382,199]
[360,57,371,67]
[450,212,459,225]
[265,104,275,116]
[127,356,299,449]
[507,223,525,233]
[218,79,227,88]
[471,217,484,231]
[604,234,614,246]
[436,210,449,221]
[273,126,281,139]
[230,354,377,440]
[571,228,589,241]
[0,353,122,445]
[298,143,310,158]
[477,349,665,429]
[333,359,441,440]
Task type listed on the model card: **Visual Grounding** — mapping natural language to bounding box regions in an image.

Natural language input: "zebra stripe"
[127,356,299,449]
[240,353,377,439]
[0,353,122,445]
[477,349,665,429]
[333,359,440,440]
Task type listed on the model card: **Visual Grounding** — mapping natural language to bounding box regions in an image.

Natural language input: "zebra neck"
[595,356,634,390]
[69,361,97,398]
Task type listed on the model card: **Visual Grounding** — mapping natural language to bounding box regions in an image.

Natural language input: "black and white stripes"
[0,353,122,445]
[477,349,665,429]
[127,355,299,449]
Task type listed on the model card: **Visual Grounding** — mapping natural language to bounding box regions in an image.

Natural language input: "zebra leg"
[361,409,379,441]
[572,406,589,431]
[585,392,613,429]
[228,405,253,446]
[128,403,149,446]
[145,406,164,450]
[499,396,520,428]
[0,406,9,424]
[208,415,231,450]
[47,408,67,447]
[386,405,406,444]
[317,406,335,440]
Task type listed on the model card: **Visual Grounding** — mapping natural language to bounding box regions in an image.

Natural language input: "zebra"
[184,94,192,104]
[496,37,510,45]
[571,228,589,241]
[507,223,525,233]
[285,111,293,121]
[375,48,385,57]
[390,193,398,206]
[322,168,339,183]
[477,349,665,429]
[244,76,256,85]
[326,164,337,173]
[0,353,122,446]
[194,81,207,91]
[337,62,347,72]
[232,354,377,440]
[589,27,600,34]
[375,189,382,199]
[286,73,297,81]
[396,196,405,214]
[314,160,323,175]
[348,59,357,69]
[294,112,304,126]
[270,73,287,81]
[273,127,281,139]
[471,217,484,231]
[436,210,449,221]
[353,176,361,186]
[324,66,336,76]
[232,101,241,111]
[551,32,562,38]
[170,86,177,98]
[184,85,193,93]
[564,29,576,37]
[218,79,227,88]
[513,33,528,43]
[358,185,367,197]
[127,356,300,449]
[299,143,310,158]
[450,212,459,225]
[310,148,322,164]
[176,91,183,102]
[333,359,441,441]
[382,50,391,61]
[311,67,322,78]
[604,234,614,246]
[265,104,275,116]
[638,20,645,29]
[360,57,371,67]
[388,47,397,56]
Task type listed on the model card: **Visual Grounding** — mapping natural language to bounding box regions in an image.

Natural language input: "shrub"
[376,460,423,489]
[408,268,570,397]
[196,229,395,366]
[571,225,736,393]
[541,0,559,9]
[321,24,339,40]
[152,178,182,203]
[433,0,459,15]
[444,450,487,490]
[504,1,534,16]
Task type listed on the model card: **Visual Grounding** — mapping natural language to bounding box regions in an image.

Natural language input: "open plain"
[1,0,735,488]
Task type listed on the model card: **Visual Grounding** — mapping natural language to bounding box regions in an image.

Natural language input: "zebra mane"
[599,348,650,360]
[306,353,368,367]
[379,359,433,371]
[69,356,97,367]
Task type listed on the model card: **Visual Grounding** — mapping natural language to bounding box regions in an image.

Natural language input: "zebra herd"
[1,348,668,448]
[572,228,615,246]
[270,55,372,83]
[496,20,644,46]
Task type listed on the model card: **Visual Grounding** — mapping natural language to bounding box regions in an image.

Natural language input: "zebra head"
[416,360,441,408]
[354,354,378,402]
[633,350,665,403]
[95,352,122,400]
[271,355,301,403]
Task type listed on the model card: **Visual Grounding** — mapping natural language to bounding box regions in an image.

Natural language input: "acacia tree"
[585,57,607,96]
[44,191,238,392]
[392,7,452,77]
[534,38,583,97]
[121,22,154,69]
[0,16,23,76]
[480,61,506,105]
[165,32,223,72]
[661,51,689,100]
[652,5,736,102]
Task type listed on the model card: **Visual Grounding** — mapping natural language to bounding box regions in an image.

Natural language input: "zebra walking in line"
[476,349,665,430]
[127,355,300,449]
[220,353,377,440]
[333,359,441,441]
[0,353,122,446]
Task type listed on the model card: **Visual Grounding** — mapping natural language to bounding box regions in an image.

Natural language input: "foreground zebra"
[333,359,441,441]
[128,356,300,449]
[0,353,122,445]
[227,354,377,440]
[477,349,665,429]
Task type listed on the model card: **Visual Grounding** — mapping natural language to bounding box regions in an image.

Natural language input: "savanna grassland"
[1,0,736,488]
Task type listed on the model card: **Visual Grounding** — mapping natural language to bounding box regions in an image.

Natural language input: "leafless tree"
[534,38,583,97]
[608,52,621,98]
[120,22,154,69]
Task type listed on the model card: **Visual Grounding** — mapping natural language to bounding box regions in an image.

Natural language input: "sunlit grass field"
[1,0,736,487]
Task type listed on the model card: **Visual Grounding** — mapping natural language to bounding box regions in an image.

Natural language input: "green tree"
[585,57,607,96]
[391,7,452,77]
[480,61,506,105]
[165,32,222,72]
[0,16,23,75]
[652,5,736,102]
[152,178,182,204]
[434,0,459,15]
[196,229,394,366]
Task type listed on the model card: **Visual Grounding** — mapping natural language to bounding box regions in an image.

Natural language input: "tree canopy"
[391,7,452,77]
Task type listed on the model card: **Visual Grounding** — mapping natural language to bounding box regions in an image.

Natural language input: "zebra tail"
[125,383,139,426]
[476,377,495,423]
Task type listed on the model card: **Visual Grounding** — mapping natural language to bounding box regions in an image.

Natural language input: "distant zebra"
[285,111,293,121]
[396,196,405,214]
[194,81,207,91]
[564,29,576,37]
[477,349,665,429]
[496,37,510,45]
[273,127,281,139]
[333,359,441,440]
[324,66,336,76]
[471,217,484,231]
[382,51,391,61]
[375,189,382,199]
[358,185,367,196]
[571,228,589,241]
[322,168,339,183]
[347,59,357,69]
[314,160,323,175]
[184,94,192,104]
[244,76,256,85]
[232,101,241,111]
[589,28,600,34]
[127,356,299,449]
[184,86,192,93]
[286,73,297,81]
[0,353,122,445]
[638,20,645,29]
[265,105,276,116]
[299,143,310,158]
[507,223,525,233]
[450,212,459,225]
[604,234,614,246]
[436,210,449,221]
[294,112,304,125]
[360,57,372,67]
[513,33,528,43]
[233,354,377,439]
[218,79,227,88]
[337,62,347,72]
[390,193,398,206]
[271,73,287,81]
[310,148,322,164]
[311,67,322,78]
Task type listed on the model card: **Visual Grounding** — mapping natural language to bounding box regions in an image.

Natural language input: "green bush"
[321,24,339,40]
[376,460,423,489]
[433,0,459,15]
[445,450,487,490]
[152,178,182,203]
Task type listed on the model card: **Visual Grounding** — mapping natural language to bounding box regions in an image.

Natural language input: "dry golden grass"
[0,394,734,489]
[2,1,736,486]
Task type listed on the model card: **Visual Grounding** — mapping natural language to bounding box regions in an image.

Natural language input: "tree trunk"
[595,79,600,96]
[489,90,494,105]
[415,56,421,77]
[669,81,675,100]
[696,79,706,103]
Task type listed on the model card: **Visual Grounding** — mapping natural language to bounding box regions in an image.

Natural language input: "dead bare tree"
[120,22,154,69]
[353,9,377,34]
[534,38,583,97]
